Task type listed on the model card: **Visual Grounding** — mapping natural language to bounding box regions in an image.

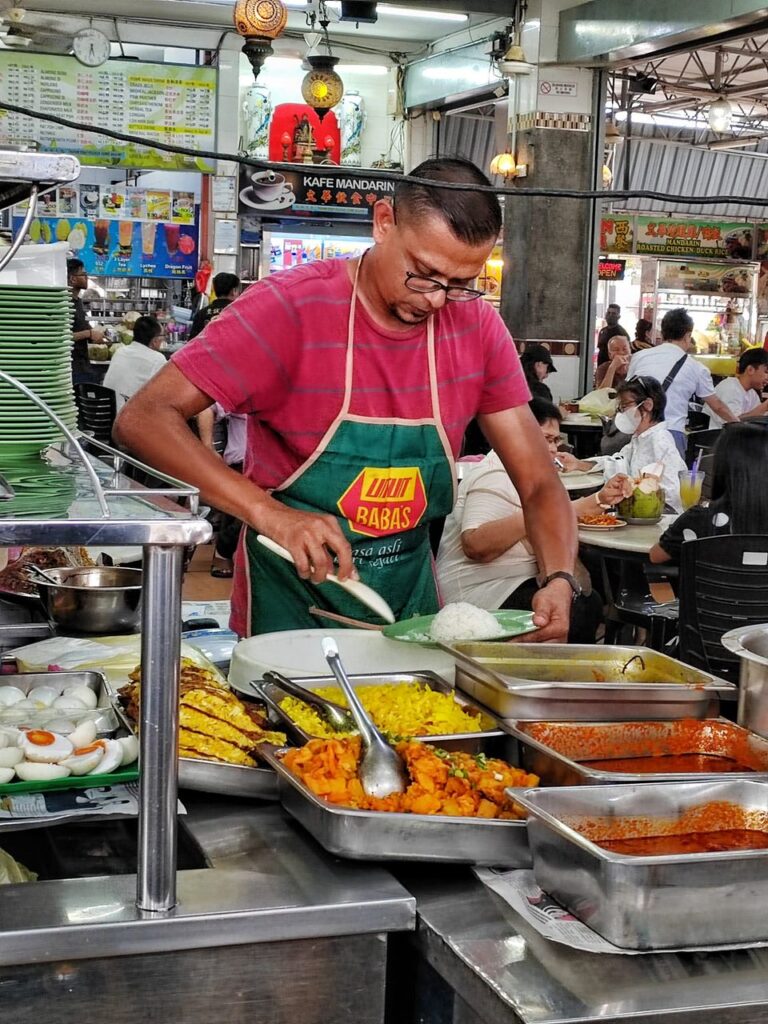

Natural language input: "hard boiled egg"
[0,768,15,784]
[90,738,123,775]
[68,720,98,750]
[44,718,77,736]
[52,696,88,712]
[61,743,105,776]
[27,686,60,708]
[0,748,24,769]
[0,688,26,707]
[62,686,98,710]
[15,762,71,782]
[117,735,139,767]
[21,730,74,764]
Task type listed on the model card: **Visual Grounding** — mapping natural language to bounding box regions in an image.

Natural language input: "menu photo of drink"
[12,205,200,279]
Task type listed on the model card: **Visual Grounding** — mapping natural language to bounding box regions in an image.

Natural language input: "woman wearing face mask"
[559,376,687,513]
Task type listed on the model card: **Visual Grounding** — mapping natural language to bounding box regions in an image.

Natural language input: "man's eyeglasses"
[404,272,484,302]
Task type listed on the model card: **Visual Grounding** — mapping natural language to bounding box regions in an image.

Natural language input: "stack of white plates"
[0,285,77,460]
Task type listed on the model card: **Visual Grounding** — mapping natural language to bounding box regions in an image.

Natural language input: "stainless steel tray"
[258,671,501,752]
[178,756,277,800]
[515,780,768,949]
[0,670,120,734]
[263,736,530,866]
[443,643,735,721]
[512,719,768,786]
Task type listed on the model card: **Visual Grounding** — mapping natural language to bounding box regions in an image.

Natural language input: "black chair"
[678,534,768,682]
[685,427,721,467]
[75,383,116,445]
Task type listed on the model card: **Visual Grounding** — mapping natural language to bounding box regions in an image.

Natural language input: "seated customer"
[650,423,768,565]
[103,316,166,412]
[595,335,631,390]
[560,376,687,513]
[706,348,768,427]
[435,398,625,642]
[520,344,557,402]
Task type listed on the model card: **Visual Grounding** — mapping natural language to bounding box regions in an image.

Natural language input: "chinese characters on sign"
[238,166,396,219]
[600,216,755,260]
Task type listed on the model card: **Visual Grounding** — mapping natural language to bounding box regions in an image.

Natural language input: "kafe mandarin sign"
[338,466,427,538]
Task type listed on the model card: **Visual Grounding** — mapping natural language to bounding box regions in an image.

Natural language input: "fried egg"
[0,748,23,769]
[91,739,123,775]
[21,730,74,763]
[27,686,60,708]
[62,685,98,710]
[15,762,71,782]
[68,720,98,749]
[117,735,139,766]
[61,743,105,776]
[0,688,26,707]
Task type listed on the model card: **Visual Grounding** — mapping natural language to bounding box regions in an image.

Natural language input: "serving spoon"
[322,636,407,798]
[256,670,354,733]
[256,534,395,624]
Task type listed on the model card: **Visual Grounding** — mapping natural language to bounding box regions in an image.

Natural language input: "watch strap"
[538,570,582,597]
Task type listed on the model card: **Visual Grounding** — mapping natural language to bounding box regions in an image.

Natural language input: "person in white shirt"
[561,376,687,513]
[627,307,737,456]
[706,347,768,427]
[103,316,166,412]
[435,398,627,642]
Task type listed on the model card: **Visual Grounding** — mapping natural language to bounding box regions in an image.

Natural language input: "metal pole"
[136,544,183,913]
[579,67,608,397]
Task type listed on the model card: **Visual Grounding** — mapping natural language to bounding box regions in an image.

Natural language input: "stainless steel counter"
[407,871,768,1024]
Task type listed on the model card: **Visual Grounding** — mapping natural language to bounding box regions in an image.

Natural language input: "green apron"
[243,260,455,635]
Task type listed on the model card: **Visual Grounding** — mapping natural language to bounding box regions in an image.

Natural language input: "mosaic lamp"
[234,0,288,82]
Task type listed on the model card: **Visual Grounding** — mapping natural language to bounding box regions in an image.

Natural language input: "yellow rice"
[278,683,483,740]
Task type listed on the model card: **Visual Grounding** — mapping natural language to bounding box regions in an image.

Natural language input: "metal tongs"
[322,636,407,798]
[253,670,354,733]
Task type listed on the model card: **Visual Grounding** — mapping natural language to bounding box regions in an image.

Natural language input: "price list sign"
[0,54,216,172]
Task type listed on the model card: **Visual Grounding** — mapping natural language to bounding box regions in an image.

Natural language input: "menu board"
[0,54,216,172]
[635,217,753,259]
[12,185,199,278]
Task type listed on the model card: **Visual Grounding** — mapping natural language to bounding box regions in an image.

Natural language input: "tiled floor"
[182,544,233,602]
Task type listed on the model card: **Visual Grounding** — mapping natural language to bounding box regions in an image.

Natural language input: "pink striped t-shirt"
[173,258,529,488]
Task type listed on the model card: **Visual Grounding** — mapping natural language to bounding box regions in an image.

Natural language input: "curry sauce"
[599,829,768,856]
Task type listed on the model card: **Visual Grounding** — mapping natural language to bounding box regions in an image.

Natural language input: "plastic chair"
[678,534,768,682]
[75,383,116,445]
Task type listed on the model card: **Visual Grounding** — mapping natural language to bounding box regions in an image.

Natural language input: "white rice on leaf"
[429,602,506,642]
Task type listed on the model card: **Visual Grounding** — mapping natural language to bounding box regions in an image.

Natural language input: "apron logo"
[338,467,428,538]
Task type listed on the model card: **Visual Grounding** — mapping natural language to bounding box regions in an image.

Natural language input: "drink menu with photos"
[0,53,216,172]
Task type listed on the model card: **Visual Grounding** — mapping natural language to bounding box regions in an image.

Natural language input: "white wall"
[238,56,397,168]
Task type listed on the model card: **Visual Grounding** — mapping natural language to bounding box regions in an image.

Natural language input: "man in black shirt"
[68,258,105,384]
[188,272,241,340]
[596,302,629,366]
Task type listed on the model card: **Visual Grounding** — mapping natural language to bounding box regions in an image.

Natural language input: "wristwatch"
[537,571,583,599]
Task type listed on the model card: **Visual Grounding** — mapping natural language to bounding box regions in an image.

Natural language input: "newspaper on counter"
[0,783,185,832]
[475,868,768,955]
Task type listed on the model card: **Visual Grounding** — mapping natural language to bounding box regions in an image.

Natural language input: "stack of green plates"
[0,285,78,460]
[0,455,76,520]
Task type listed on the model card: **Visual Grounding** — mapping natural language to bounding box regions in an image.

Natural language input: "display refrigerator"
[641,257,760,376]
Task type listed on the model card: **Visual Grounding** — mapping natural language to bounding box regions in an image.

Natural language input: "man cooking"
[114,157,577,640]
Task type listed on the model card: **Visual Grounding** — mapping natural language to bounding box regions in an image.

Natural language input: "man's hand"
[518,578,572,643]
[611,353,630,371]
[89,328,106,344]
[558,451,594,473]
[255,502,356,585]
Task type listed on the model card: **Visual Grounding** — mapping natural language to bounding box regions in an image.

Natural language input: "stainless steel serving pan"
[511,719,768,786]
[178,757,277,800]
[442,643,735,721]
[257,671,502,752]
[722,623,768,738]
[263,737,531,866]
[0,670,121,734]
[515,779,768,949]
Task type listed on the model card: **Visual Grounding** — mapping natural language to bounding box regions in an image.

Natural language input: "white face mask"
[614,404,642,435]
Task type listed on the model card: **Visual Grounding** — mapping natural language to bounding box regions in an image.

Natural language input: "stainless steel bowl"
[722,623,768,738]
[35,566,142,634]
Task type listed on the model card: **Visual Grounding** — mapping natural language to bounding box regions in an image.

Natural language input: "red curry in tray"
[572,800,768,857]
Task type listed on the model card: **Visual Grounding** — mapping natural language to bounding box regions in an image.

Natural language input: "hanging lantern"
[233,0,288,82]
[708,96,733,133]
[301,54,344,122]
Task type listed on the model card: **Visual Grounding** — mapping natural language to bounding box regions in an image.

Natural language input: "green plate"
[0,765,139,796]
[382,609,537,646]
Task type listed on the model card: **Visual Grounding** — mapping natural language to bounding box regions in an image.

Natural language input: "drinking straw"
[691,448,703,483]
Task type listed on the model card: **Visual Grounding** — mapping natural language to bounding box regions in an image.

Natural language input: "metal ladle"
[322,636,407,798]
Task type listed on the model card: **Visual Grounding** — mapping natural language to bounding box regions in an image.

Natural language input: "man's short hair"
[529,396,562,425]
[738,347,768,373]
[394,157,502,246]
[608,334,630,353]
[212,272,240,298]
[133,316,162,347]
[607,302,620,312]
[67,258,85,278]
[661,307,694,341]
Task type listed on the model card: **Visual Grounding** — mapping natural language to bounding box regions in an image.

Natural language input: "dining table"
[577,519,667,559]
[560,412,604,459]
